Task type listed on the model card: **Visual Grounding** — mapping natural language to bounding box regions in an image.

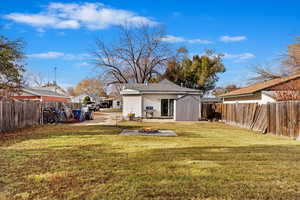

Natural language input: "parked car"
[95,104,100,111]
[98,102,109,108]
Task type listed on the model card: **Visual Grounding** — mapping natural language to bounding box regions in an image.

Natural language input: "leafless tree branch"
[92,25,172,84]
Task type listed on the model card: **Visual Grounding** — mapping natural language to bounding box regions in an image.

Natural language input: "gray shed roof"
[122,79,201,94]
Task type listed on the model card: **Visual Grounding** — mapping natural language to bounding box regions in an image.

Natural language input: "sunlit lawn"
[1,121,300,200]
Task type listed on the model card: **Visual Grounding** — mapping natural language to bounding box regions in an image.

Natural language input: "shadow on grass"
[0,124,142,147]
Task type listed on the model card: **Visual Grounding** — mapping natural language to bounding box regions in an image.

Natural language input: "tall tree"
[92,25,171,84]
[74,78,107,102]
[0,35,25,93]
[67,87,76,96]
[163,48,225,96]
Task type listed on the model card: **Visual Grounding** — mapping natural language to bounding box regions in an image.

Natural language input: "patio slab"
[120,130,178,137]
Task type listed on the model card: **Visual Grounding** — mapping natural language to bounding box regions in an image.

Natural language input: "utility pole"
[54,67,57,92]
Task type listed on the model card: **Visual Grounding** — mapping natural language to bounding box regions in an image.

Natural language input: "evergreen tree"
[0,35,25,92]
[164,48,225,96]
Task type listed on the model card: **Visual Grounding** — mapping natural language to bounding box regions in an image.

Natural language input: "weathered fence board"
[0,98,82,134]
[216,101,300,139]
[200,103,216,120]
[0,98,42,133]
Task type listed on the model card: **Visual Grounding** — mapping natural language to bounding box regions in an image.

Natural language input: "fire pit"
[120,129,177,137]
[139,127,159,134]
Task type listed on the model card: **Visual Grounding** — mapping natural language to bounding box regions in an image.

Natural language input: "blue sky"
[1,0,300,89]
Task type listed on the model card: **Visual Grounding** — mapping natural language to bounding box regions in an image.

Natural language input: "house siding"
[223,93,261,104]
[122,95,143,118]
[261,93,276,104]
[223,92,276,104]
[142,94,178,118]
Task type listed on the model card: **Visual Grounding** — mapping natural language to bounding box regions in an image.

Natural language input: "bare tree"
[248,62,286,83]
[284,36,300,73]
[67,87,76,96]
[74,78,107,102]
[92,25,171,84]
[249,37,300,83]
[212,84,240,96]
[23,72,46,87]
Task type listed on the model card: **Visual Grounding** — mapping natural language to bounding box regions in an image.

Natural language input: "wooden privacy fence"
[200,103,216,120]
[267,101,300,138]
[216,102,300,139]
[0,98,82,134]
[0,98,42,133]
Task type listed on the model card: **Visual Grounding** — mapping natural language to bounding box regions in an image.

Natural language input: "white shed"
[121,79,201,121]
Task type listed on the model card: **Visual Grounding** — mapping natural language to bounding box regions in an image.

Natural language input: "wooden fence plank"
[0,99,81,134]
[216,101,300,138]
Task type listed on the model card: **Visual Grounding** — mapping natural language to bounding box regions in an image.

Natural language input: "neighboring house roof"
[36,86,67,96]
[219,73,300,98]
[121,79,201,94]
[21,87,70,98]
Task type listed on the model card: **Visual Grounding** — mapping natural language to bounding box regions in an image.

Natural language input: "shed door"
[175,96,199,121]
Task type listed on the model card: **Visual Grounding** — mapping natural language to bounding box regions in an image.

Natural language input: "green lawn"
[1,122,300,200]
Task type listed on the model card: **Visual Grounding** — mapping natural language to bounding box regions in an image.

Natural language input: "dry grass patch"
[1,122,300,199]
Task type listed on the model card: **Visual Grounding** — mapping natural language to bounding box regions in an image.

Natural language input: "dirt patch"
[71,111,122,126]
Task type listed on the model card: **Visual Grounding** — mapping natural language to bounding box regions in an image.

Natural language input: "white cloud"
[5,13,80,29]
[223,53,255,62]
[27,51,89,60]
[4,2,157,30]
[27,51,65,59]
[161,35,185,43]
[187,39,212,44]
[161,35,212,44]
[76,62,90,67]
[220,35,246,42]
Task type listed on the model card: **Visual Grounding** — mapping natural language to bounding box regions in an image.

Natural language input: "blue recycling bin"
[72,109,84,121]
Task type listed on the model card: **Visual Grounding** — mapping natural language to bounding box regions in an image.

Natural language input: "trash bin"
[72,109,84,121]
[85,111,94,120]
